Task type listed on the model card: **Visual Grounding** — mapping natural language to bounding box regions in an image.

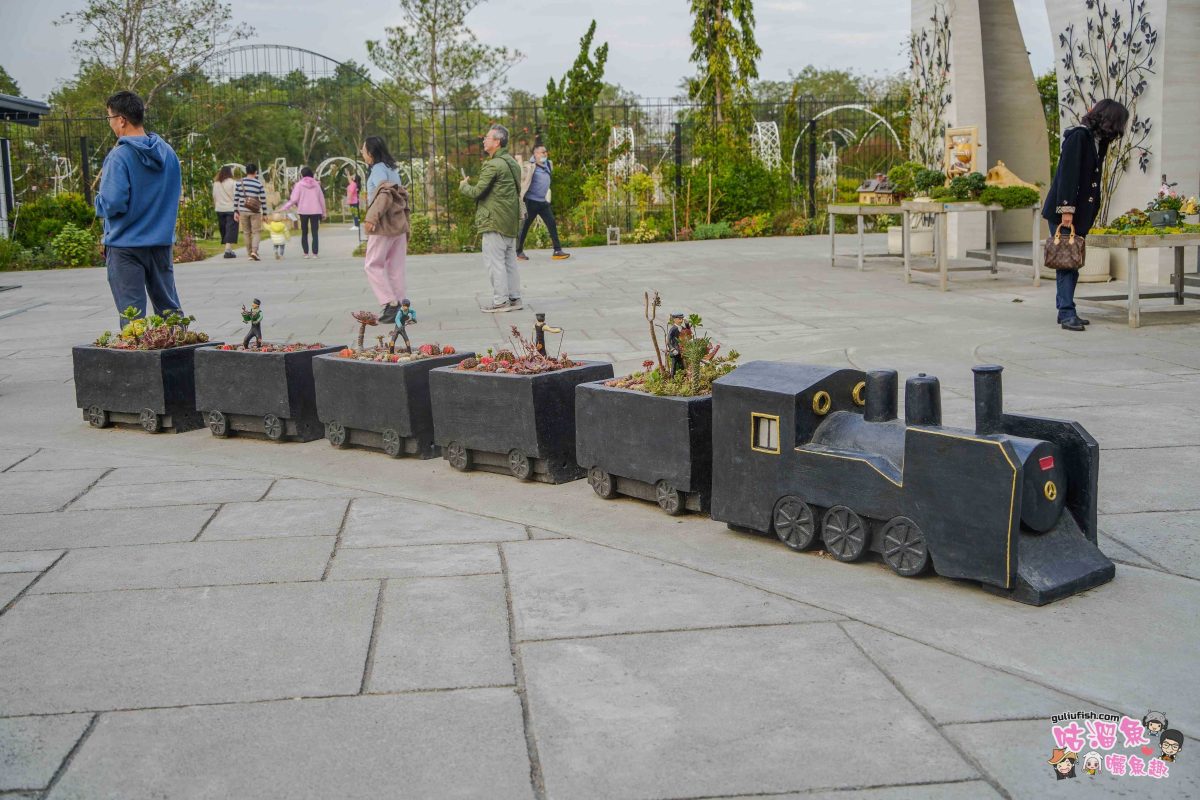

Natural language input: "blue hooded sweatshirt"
[94,133,182,247]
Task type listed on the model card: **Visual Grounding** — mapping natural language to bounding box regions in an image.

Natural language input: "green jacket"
[459,147,521,237]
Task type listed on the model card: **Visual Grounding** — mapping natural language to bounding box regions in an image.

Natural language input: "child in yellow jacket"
[264,213,290,260]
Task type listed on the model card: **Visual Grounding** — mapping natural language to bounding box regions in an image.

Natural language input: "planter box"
[1040,245,1113,284]
[576,381,712,515]
[195,345,343,441]
[73,342,219,433]
[313,352,474,458]
[887,226,934,255]
[430,361,614,483]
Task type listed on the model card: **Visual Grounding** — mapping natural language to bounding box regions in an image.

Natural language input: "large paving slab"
[1098,447,1200,514]
[341,496,527,548]
[0,572,37,608]
[327,543,500,580]
[3,448,173,472]
[504,538,838,640]
[0,505,216,551]
[0,714,92,792]
[30,537,334,593]
[0,469,106,514]
[944,718,1198,799]
[46,690,534,800]
[709,784,1002,800]
[98,464,260,485]
[0,549,62,573]
[522,623,978,799]
[0,446,37,472]
[264,478,380,500]
[70,478,274,510]
[368,575,513,692]
[200,497,349,541]
[0,581,377,715]
[1100,510,1200,580]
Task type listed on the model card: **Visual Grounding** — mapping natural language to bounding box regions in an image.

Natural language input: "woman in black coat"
[1042,99,1130,331]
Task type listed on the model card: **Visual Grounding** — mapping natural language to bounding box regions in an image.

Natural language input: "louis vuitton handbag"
[1044,223,1086,271]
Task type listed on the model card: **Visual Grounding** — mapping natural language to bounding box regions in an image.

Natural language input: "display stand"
[1081,233,1200,328]
[900,201,1041,292]
[826,204,903,270]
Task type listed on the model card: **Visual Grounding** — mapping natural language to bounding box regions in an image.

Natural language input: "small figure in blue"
[241,299,263,349]
[665,312,691,376]
[532,313,562,357]
[389,298,417,353]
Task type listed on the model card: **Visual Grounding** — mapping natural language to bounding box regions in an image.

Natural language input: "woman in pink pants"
[360,136,408,324]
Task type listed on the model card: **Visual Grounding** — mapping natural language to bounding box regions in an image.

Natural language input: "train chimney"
[905,373,942,426]
[972,364,1004,435]
[864,369,898,422]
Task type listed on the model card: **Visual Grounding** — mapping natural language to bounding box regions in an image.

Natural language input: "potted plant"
[74,307,218,433]
[886,163,941,255]
[430,323,612,483]
[1146,184,1184,228]
[195,322,342,441]
[314,310,473,458]
[577,292,738,515]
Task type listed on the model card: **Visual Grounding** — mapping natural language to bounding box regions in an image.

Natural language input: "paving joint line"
[1,447,41,473]
[499,543,547,800]
[22,576,376,597]
[56,468,114,512]
[358,579,387,694]
[37,712,98,800]
[0,551,69,618]
[191,505,223,543]
[517,618,838,645]
[664,777,984,799]
[321,499,353,580]
[256,478,277,502]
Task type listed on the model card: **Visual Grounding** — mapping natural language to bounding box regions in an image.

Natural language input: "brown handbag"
[1044,223,1086,271]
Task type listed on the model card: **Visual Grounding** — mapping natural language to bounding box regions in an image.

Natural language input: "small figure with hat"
[389,298,417,353]
[532,313,562,357]
[665,311,691,376]
[241,299,263,349]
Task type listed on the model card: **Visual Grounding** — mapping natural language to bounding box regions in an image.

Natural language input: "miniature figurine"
[665,312,691,376]
[389,299,417,354]
[532,313,562,358]
[241,299,263,349]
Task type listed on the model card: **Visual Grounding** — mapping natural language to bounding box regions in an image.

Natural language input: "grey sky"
[0,0,1056,102]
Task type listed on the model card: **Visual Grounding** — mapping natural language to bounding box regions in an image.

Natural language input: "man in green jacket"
[459,124,523,313]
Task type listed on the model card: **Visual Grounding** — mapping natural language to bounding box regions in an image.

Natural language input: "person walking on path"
[361,136,409,324]
[278,166,327,258]
[516,144,569,262]
[1043,98,1129,332]
[460,124,523,313]
[93,90,185,327]
[234,163,268,261]
[346,174,361,229]
[212,165,238,259]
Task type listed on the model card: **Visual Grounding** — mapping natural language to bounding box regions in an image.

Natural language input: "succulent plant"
[351,310,379,352]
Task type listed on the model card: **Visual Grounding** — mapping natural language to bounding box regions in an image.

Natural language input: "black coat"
[1042,126,1106,236]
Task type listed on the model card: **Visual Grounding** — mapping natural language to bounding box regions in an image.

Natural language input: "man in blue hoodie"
[95,91,184,326]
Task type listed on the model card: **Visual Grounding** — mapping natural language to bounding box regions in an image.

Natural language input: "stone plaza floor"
[0,226,1198,799]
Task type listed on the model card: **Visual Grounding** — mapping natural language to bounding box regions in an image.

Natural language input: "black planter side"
[72,342,219,433]
[576,382,713,513]
[430,361,614,483]
[313,352,474,458]
[195,345,343,442]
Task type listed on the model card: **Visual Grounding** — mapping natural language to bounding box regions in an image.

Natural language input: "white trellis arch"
[607,126,637,182]
[750,121,782,170]
[789,104,903,182]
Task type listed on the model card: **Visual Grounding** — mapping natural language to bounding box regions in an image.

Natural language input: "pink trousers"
[363,233,408,304]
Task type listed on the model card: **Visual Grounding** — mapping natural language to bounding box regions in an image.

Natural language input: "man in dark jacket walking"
[459,124,523,313]
[94,91,184,327]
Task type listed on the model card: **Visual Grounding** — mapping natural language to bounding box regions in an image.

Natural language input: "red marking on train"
[1039,456,1055,471]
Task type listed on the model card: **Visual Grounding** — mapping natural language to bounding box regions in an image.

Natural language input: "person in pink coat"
[278,167,327,258]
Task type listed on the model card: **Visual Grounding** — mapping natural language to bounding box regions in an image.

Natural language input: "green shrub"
[177,195,216,240]
[978,185,1041,209]
[172,234,206,264]
[887,161,924,196]
[692,221,734,240]
[50,223,99,267]
[770,209,800,235]
[352,241,366,257]
[914,169,947,195]
[407,214,434,255]
[579,233,607,247]
[0,238,30,269]
[627,221,659,244]
[712,157,784,221]
[785,216,816,236]
[732,213,771,238]
[12,192,96,249]
[947,172,987,200]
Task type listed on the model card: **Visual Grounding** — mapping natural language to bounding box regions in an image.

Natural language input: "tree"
[1036,70,1060,173]
[908,2,953,169]
[0,65,21,97]
[56,0,252,106]
[542,21,610,214]
[687,0,761,140]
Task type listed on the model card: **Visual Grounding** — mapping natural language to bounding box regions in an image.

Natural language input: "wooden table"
[1082,233,1200,328]
[827,204,902,270]
[900,201,1041,292]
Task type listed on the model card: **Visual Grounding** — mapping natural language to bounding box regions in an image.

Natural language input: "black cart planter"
[195,345,342,442]
[73,342,220,433]
[314,352,474,458]
[576,382,713,515]
[430,361,614,483]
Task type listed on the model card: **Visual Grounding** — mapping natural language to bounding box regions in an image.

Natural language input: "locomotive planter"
[195,345,342,441]
[431,361,614,483]
[73,342,218,433]
[314,351,474,458]
[576,382,712,515]
[711,361,1113,605]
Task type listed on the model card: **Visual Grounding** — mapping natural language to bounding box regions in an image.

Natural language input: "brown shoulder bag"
[1044,223,1086,271]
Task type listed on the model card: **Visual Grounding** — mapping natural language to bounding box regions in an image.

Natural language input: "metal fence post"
[80,136,92,205]
[674,122,683,193]
[808,115,817,216]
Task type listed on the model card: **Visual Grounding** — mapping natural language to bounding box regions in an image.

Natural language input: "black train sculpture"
[710,361,1114,605]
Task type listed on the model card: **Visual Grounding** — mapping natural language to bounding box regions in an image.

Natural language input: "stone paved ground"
[0,226,1198,799]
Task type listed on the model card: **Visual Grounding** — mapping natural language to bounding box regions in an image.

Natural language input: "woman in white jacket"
[212,166,238,258]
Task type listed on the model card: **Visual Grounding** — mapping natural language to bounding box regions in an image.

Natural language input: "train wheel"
[655,481,685,516]
[326,421,349,449]
[86,406,111,429]
[206,410,229,438]
[822,506,868,562]
[772,496,817,551]
[381,429,402,458]
[139,408,162,434]
[263,414,285,441]
[508,450,533,481]
[446,442,472,472]
[881,516,930,577]
[588,467,617,499]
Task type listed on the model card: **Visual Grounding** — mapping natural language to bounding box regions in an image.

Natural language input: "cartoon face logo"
[1159,730,1183,762]
[1143,711,1168,736]
[1048,748,1078,779]
[1082,752,1102,775]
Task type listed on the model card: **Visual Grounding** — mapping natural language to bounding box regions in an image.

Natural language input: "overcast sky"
[1,0,1056,102]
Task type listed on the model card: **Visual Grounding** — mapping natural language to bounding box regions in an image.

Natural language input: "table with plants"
[1082,189,1200,328]
[826,204,903,271]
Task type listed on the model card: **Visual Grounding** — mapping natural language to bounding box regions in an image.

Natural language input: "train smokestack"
[905,373,942,426]
[864,369,898,422]
[972,364,1004,435]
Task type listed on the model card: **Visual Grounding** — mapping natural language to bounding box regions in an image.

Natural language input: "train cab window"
[751,413,780,454]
